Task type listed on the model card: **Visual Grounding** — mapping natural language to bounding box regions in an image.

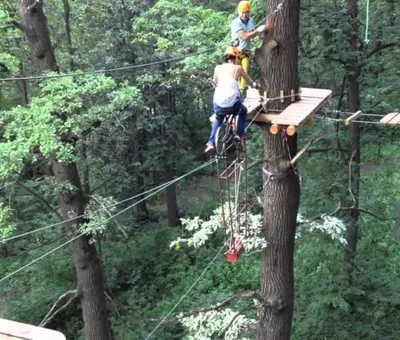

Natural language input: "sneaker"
[205,143,215,153]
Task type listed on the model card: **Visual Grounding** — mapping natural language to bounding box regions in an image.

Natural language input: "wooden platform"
[270,88,332,126]
[380,112,400,126]
[245,88,332,127]
[0,318,65,340]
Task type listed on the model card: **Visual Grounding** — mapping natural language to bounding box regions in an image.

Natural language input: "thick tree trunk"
[254,0,301,339]
[344,0,361,276]
[19,0,58,73]
[52,160,112,340]
[18,2,112,339]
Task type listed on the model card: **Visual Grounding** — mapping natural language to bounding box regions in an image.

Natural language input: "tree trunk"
[18,1,112,338]
[19,0,58,73]
[52,160,112,340]
[344,0,361,277]
[254,0,301,338]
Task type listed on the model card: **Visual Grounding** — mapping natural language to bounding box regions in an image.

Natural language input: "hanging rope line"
[0,48,218,82]
[144,244,226,340]
[0,234,83,284]
[317,115,385,126]
[0,158,217,284]
[0,1,286,82]
[1,159,216,243]
[364,0,370,44]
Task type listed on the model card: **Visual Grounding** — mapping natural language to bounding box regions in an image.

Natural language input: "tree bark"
[255,0,301,339]
[344,0,361,278]
[52,159,112,340]
[18,1,112,339]
[19,0,58,73]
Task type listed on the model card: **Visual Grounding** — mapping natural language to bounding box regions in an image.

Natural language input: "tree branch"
[15,180,62,219]
[217,304,256,339]
[39,290,77,327]
[348,150,357,207]
[298,202,400,227]
[290,135,324,165]
[366,42,397,58]
[150,291,262,323]
[10,20,26,31]
[325,56,347,65]
[90,195,128,238]
[341,207,400,221]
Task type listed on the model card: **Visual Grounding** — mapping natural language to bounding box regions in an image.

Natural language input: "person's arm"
[213,66,219,84]
[237,29,259,41]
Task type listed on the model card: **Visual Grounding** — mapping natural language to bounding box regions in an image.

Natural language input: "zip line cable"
[0,48,216,82]
[1,159,216,243]
[0,1,286,83]
[0,158,217,284]
[0,234,83,284]
[144,244,226,340]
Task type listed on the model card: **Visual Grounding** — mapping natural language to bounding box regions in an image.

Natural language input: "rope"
[317,116,384,126]
[144,244,226,340]
[0,158,217,283]
[0,48,217,82]
[364,0,370,44]
[328,109,385,117]
[1,159,216,243]
[0,234,83,284]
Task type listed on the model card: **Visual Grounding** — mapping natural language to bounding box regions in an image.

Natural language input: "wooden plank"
[344,110,362,125]
[387,113,400,126]
[247,113,280,124]
[380,112,400,126]
[272,87,332,126]
[300,88,332,97]
[243,88,264,116]
[0,319,65,340]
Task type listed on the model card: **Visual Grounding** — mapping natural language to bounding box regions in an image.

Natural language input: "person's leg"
[207,102,226,146]
[235,103,248,138]
[239,54,250,92]
[207,115,222,145]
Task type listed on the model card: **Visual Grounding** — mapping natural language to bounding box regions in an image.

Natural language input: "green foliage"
[79,195,119,239]
[0,0,399,339]
[0,74,141,177]
[0,203,16,239]
[179,308,257,339]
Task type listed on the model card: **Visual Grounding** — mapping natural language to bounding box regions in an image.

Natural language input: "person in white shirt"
[205,47,256,153]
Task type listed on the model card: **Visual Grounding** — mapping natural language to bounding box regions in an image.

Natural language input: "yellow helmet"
[224,46,240,58]
[238,1,250,13]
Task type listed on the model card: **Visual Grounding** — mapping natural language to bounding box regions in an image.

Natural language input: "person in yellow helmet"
[231,1,270,91]
[205,47,256,153]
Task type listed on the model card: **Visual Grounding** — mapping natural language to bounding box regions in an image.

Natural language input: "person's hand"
[256,25,266,34]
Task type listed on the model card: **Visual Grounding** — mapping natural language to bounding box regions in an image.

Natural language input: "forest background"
[0,0,399,339]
